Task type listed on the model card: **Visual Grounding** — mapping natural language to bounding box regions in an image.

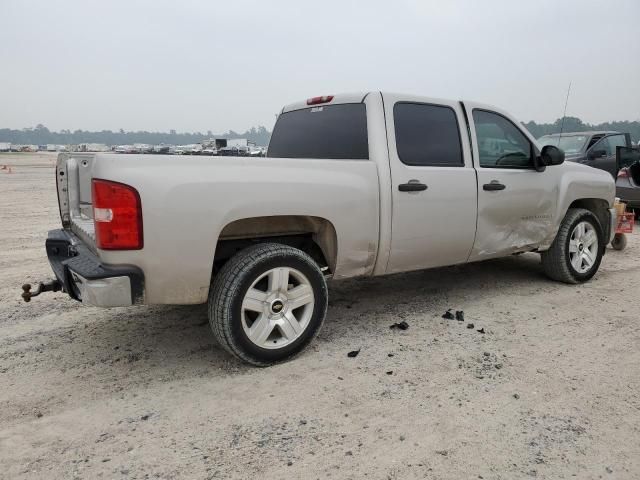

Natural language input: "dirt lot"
[1,152,639,479]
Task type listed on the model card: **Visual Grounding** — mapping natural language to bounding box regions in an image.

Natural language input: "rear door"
[464,102,558,260]
[383,94,477,273]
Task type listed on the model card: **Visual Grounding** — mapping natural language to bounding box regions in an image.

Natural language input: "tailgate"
[56,153,96,249]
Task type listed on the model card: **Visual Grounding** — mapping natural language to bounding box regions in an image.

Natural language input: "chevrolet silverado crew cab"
[27,92,616,366]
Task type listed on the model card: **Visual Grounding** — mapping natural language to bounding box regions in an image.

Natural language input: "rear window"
[267,103,369,159]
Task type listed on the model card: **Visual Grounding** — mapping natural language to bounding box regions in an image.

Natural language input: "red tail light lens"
[618,168,629,178]
[92,179,143,250]
[306,95,334,105]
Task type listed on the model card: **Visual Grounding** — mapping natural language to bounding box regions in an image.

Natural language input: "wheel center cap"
[270,299,285,314]
[578,243,584,251]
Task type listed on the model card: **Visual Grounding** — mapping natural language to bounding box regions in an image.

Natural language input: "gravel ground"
[1,153,639,479]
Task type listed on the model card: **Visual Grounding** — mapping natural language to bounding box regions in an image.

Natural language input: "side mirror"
[540,145,565,166]
[588,149,607,160]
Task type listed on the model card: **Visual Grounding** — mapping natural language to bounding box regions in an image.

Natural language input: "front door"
[586,134,628,178]
[383,94,478,274]
[464,103,558,261]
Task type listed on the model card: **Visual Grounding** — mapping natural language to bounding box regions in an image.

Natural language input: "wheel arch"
[567,198,611,241]
[213,215,338,274]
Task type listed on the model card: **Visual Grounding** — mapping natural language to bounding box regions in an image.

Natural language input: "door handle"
[483,182,506,191]
[398,181,428,192]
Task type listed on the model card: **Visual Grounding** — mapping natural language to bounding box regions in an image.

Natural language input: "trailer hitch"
[21,280,62,302]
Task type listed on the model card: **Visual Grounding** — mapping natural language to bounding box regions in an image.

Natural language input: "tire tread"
[208,243,327,366]
[541,208,602,284]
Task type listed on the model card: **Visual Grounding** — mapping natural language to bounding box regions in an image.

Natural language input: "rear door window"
[267,103,368,159]
[393,103,463,166]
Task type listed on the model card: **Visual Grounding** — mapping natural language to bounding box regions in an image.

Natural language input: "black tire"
[541,208,604,284]
[611,233,627,251]
[208,243,328,366]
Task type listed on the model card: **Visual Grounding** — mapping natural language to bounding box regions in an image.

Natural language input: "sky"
[1,0,639,133]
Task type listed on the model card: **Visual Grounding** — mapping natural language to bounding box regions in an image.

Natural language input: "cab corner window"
[394,103,463,167]
[473,110,533,169]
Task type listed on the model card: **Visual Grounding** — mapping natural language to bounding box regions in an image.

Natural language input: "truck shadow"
[60,253,552,376]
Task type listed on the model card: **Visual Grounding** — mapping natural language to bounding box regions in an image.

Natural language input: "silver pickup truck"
[27,92,616,365]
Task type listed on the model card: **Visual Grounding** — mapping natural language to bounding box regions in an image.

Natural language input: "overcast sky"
[1,0,639,133]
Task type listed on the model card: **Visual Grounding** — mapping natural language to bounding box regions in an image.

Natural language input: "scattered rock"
[390,321,409,330]
[35,411,43,418]
[347,349,361,358]
[606,466,613,474]
[141,413,151,421]
[299,419,307,425]
[287,461,293,466]
[386,371,393,375]
[442,309,455,320]
[477,328,485,334]
[387,353,394,357]
[345,450,353,456]
[435,449,448,456]
[455,310,465,321]
[467,323,475,329]
[399,435,405,441]
[513,393,520,399]
[483,352,490,357]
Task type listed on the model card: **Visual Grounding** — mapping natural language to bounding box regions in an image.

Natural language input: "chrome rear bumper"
[46,229,144,307]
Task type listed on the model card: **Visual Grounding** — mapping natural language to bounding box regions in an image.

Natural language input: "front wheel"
[208,243,328,366]
[541,208,604,284]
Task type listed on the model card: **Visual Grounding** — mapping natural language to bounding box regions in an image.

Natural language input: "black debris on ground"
[347,349,361,358]
[455,310,465,321]
[477,328,485,334]
[513,393,520,399]
[442,309,455,320]
[387,353,394,357]
[386,371,393,375]
[390,321,409,330]
[466,323,475,329]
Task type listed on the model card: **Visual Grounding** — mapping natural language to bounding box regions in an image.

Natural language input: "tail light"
[617,168,629,178]
[306,95,334,105]
[92,179,143,250]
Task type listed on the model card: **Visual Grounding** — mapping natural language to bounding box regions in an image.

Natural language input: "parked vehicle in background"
[616,146,640,209]
[538,131,632,178]
[0,142,11,152]
[29,92,616,366]
[153,144,175,155]
[115,145,134,154]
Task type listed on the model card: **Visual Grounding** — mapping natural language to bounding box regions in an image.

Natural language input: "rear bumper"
[46,229,144,307]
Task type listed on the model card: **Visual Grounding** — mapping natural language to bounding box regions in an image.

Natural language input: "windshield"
[538,135,589,154]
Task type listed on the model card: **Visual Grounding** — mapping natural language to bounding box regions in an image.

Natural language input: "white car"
[28,92,615,365]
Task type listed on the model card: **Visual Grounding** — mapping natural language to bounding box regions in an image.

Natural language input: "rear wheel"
[208,243,328,366]
[541,208,604,284]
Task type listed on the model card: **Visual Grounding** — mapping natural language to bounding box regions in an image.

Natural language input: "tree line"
[0,125,272,146]
[1,117,639,146]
